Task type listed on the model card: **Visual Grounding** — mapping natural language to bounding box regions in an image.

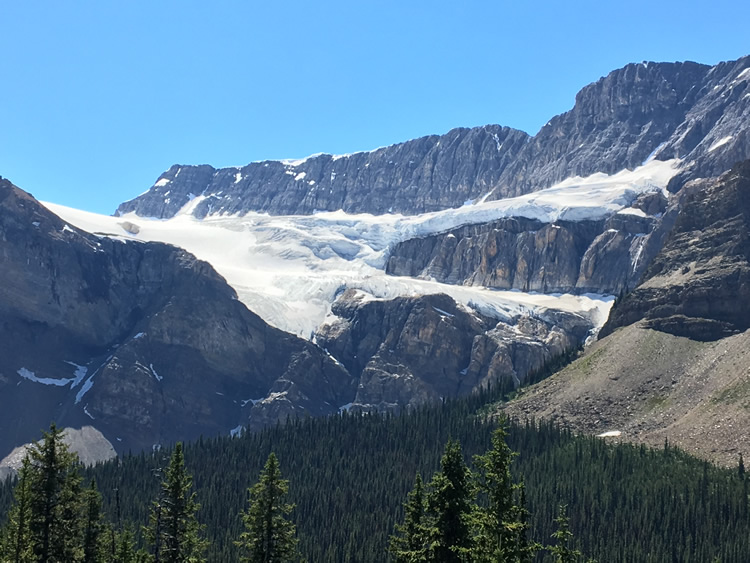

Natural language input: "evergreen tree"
[0,457,34,562]
[82,479,107,563]
[389,473,427,562]
[235,452,300,563]
[548,505,584,563]
[145,443,206,563]
[113,527,138,563]
[424,440,474,562]
[26,422,84,562]
[472,421,536,562]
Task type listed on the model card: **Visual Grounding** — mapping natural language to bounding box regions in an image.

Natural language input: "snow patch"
[708,136,733,152]
[154,178,171,187]
[294,172,307,181]
[230,425,243,438]
[597,430,622,438]
[17,368,75,387]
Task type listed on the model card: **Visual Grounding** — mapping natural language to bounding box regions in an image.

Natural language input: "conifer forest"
[1,387,749,562]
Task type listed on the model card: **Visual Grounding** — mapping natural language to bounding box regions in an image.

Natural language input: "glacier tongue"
[43,160,677,338]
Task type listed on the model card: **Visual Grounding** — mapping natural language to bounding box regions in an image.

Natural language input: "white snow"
[234,172,243,184]
[617,207,647,217]
[154,178,171,187]
[230,425,243,438]
[708,136,733,152]
[133,332,145,339]
[43,160,677,339]
[83,405,95,420]
[294,172,307,181]
[64,361,89,388]
[734,67,750,82]
[338,402,354,413]
[17,368,75,387]
[149,363,163,382]
[597,430,622,438]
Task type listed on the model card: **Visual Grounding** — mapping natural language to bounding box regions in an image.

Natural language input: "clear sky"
[1,1,748,214]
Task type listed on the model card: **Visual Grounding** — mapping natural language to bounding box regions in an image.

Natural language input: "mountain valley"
[2,54,750,470]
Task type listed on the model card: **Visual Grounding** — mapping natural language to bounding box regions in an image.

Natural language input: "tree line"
[1,385,749,561]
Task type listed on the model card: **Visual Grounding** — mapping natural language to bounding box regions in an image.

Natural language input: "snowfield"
[43,159,678,338]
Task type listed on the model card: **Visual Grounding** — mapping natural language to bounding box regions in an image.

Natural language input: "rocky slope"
[315,290,592,412]
[600,161,750,340]
[0,178,352,457]
[503,160,750,465]
[117,56,750,218]
[503,322,750,467]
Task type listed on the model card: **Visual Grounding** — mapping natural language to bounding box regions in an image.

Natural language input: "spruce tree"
[235,452,300,563]
[473,422,536,562]
[389,473,427,562]
[145,443,207,563]
[424,440,474,562]
[26,422,84,562]
[548,505,584,563]
[0,457,34,562]
[82,479,106,563]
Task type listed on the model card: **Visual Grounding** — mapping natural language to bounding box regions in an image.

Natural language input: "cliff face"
[314,290,592,412]
[386,191,668,295]
[117,56,750,218]
[600,161,750,341]
[0,178,352,456]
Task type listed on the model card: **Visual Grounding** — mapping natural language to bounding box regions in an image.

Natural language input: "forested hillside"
[1,387,748,561]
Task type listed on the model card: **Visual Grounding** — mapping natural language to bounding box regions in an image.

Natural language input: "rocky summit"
[3,54,750,466]
[117,56,749,218]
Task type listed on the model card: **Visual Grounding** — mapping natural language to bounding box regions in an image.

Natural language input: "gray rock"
[314,290,592,412]
[600,160,750,340]
[0,178,351,458]
[117,56,750,218]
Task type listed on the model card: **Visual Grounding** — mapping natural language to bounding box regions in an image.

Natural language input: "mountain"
[0,177,352,457]
[116,56,750,218]
[3,55,750,465]
[504,161,750,465]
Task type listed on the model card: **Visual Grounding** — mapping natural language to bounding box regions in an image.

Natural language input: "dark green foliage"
[548,505,584,563]
[144,443,206,563]
[389,474,427,562]
[423,440,475,562]
[235,452,299,562]
[2,387,750,561]
[27,423,85,561]
[82,480,107,563]
[473,422,537,562]
[0,457,34,562]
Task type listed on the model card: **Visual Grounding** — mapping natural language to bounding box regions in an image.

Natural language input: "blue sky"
[2,1,748,214]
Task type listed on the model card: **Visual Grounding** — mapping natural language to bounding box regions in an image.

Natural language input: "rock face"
[386,191,667,295]
[117,56,750,218]
[0,178,352,458]
[314,290,592,412]
[600,160,750,341]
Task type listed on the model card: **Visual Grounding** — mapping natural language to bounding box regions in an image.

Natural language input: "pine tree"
[145,443,207,563]
[389,473,427,562]
[0,457,34,562]
[235,452,300,563]
[473,421,537,562]
[424,440,475,563]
